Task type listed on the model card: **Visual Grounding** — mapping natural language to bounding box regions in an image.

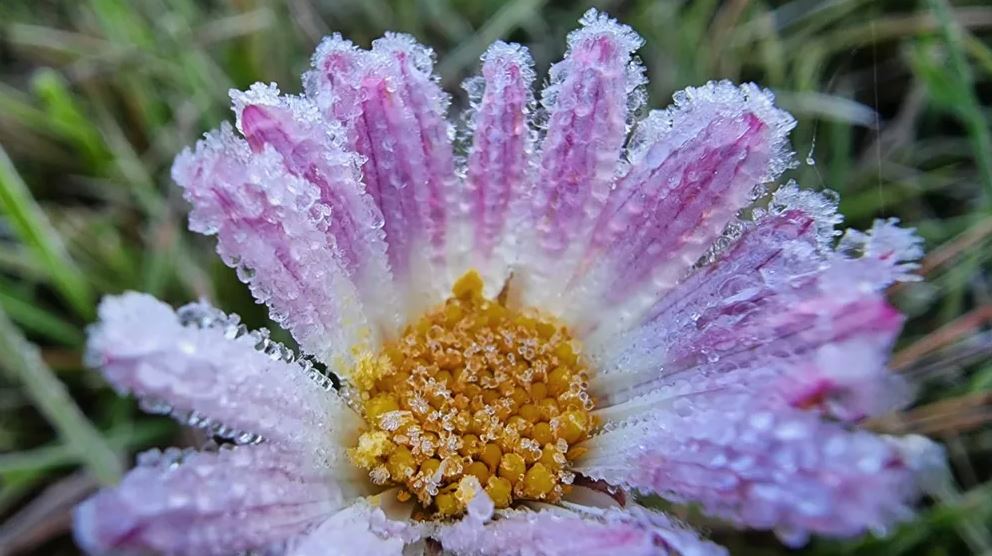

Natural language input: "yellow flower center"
[349,271,595,517]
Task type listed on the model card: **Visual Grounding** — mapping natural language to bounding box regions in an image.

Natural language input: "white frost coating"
[229,84,363,186]
[367,31,454,125]
[309,33,359,72]
[480,41,537,89]
[765,181,843,249]
[372,32,440,82]
[628,81,797,180]
[308,30,458,320]
[74,445,352,556]
[691,180,841,272]
[232,82,290,121]
[230,83,323,131]
[812,218,924,303]
[574,9,645,52]
[577,391,934,543]
[369,32,466,300]
[434,503,727,556]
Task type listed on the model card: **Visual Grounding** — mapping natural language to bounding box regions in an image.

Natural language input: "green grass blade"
[0,282,85,346]
[0,421,171,478]
[0,308,121,485]
[31,69,111,170]
[927,0,992,204]
[0,144,95,319]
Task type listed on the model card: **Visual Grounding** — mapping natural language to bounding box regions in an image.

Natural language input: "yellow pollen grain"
[351,353,393,395]
[349,270,595,517]
[349,430,393,469]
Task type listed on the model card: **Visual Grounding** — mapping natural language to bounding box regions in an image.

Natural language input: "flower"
[75,9,945,556]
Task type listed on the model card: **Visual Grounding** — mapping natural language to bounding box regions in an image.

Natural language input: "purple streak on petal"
[287,499,411,556]
[581,82,795,306]
[171,126,372,361]
[578,394,944,542]
[86,293,361,455]
[531,10,643,256]
[230,84,399,333]
[309,34,454,284]
[369,33,454,255]
[465,41,536,260]
[74,445,345,556]
[436,505,726,556]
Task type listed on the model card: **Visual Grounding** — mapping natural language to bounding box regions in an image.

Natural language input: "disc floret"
[349,271,595,517]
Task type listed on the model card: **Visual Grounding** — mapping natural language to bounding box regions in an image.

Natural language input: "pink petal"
[171,126,373,361]
[775,338,912,422]
[86,293,361,455]
[590,196,827,402]
[592,187,914,414]
[517,9,644,308]
[458,41,537,290]
[287,499,414,556]
[230,83,399,333]
[308,33,455,312]
[567,81,795,333]
[594,334,909,433]
[436,505,725,556]
[650,293,906,410]
[578,392,944,543]
[826,216,924,287]
[74,445,345,556]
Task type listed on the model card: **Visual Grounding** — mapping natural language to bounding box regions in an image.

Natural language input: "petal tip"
[767,182,844,248]
[73,491,136,555]
[370,32,436,75]
[480,41,535,78]
[229,81,281,111]
[676,81,798,149]
[72,496,102,555]
[310,33,359,68]
[572,8,645,55]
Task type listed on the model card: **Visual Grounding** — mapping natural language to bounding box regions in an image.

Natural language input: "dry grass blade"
[0,472,98,556]
[868,391,992,436]
[892,305,992,370]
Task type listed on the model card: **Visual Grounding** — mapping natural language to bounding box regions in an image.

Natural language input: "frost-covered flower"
[75,10,945,556]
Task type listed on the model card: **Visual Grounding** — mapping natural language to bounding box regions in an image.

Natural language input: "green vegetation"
[1,0,990,553]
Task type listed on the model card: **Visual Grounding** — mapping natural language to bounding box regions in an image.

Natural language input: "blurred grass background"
[0,0,991,554]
